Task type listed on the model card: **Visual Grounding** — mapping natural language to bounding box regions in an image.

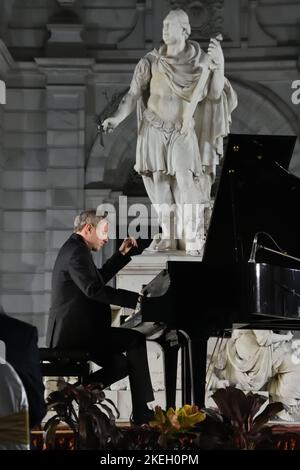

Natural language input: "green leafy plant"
[44,380,123,450]
[211,386,283,450]
[147,404,206,449]
[43,383,284,450]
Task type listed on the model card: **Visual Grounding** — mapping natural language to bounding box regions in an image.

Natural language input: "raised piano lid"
[203,134,300,268]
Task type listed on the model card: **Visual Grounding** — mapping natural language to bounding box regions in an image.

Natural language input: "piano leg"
[178,331,192,406]
[178,331,208,407]
[155,331,208,409]
[163,343,179,409]
[155,336,179,409]
[189,334,208,408]
[159,331,197,409]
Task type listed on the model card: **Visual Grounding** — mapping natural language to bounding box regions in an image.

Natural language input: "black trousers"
[88,327,154,416]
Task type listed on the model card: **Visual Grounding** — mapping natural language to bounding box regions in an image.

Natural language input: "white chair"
[0,361,30,450]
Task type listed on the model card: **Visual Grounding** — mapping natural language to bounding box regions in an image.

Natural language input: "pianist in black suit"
[0,311,46,429]
[46,209,154,425]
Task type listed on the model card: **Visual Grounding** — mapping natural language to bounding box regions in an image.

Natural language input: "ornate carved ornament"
[168,0,224,40]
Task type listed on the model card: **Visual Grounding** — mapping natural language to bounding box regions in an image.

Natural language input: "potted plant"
[44,379,123,449]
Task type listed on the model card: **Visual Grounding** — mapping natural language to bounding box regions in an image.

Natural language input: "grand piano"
[122,134,300,408]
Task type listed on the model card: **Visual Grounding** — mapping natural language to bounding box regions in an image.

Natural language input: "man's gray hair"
[168,9,191,39]
[74,209,104,232]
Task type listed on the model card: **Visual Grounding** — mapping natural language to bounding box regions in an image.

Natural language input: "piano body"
[123,134,300,408]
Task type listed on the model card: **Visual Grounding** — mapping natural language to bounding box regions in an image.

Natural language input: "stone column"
[0,41,14,312]
[35,58,94,344]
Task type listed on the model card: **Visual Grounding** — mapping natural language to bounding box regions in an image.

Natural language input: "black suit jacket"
[46,233,138,349]
[0,313,46,428]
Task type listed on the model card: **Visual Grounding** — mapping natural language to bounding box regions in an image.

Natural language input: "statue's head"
[162,9,191,45]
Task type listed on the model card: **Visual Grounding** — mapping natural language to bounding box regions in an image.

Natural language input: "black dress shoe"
[131,408,155,426]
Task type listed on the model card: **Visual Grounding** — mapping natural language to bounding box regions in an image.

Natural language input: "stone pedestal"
[116,249,200,293]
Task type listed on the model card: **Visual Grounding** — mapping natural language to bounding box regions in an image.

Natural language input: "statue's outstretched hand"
[207,38,224,68]
[102,116,120,133]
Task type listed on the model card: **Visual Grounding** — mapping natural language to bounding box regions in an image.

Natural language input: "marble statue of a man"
[103,9,237,255]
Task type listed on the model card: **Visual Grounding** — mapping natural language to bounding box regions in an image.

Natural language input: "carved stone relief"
[208,330,300,422]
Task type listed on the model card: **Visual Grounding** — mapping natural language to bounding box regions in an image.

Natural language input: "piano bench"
[39,348,91,384]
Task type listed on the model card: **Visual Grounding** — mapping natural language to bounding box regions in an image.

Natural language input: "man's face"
[89,219,109,251]
[162,14,185,45]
